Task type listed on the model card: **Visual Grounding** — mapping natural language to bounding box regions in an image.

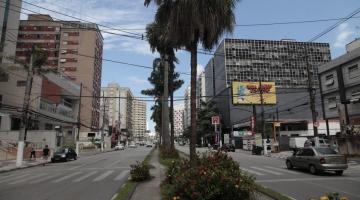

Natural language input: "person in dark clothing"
[30,147,36,160]
[42,145,50,166]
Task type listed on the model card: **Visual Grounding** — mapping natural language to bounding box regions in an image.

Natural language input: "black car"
[221,144,236,152]
[51,148,77,162]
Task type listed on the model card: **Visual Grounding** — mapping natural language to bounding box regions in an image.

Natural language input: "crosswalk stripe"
[240,167,265,176]
[250,166,282,175]
[29,174,61,184]
[0,173,27,180]
[52,172,82,183]
[114,170,129,181]
[73,171,98,183]
[93,170,114,182]
[9,173,48,185]
[0,173,31,183]
[264,166,301,175]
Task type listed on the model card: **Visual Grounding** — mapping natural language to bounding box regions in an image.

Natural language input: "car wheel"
[74,156,77,160]
[335,170,343,176]
[286,160,293,169]
[309,165,317,175]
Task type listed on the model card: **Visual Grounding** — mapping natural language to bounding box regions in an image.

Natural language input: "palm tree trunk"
[162,55,170,150]
[190,43,197,167]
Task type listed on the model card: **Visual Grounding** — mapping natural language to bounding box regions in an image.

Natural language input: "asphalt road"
[0,146,151,200]
[176,145,360,200]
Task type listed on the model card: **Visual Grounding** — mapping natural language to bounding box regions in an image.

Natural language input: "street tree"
[145,0,239,166]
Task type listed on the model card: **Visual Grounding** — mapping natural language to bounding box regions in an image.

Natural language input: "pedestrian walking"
[42,145,50,166]
[30,147,36,160]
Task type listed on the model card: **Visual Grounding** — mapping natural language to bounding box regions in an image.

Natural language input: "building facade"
[15,14,103,139]
[319,39,360,134]
[174,104,184,137]
[132,99,146,141]
[204,38,336,138]
[183,86,191,130]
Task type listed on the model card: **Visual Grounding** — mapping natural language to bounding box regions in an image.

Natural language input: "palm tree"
[145,0,239,166]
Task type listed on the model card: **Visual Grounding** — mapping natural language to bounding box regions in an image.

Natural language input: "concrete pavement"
[0,147,151,200]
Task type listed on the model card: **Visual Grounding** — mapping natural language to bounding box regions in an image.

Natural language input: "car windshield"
[55,149,68,153]
[315,148,338,155]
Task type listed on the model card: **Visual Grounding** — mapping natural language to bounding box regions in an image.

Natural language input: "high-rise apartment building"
[0,0,22,64]
[16,14,103,138]
[205,38,335,138]
[183,86,191,130]
[132,99,146,141]
[174,104,184,137]
[196,71,206,107]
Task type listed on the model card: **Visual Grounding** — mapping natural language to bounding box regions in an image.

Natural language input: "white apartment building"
[174,104,184,137]
[183,86,191,130]
[132,99,146,141]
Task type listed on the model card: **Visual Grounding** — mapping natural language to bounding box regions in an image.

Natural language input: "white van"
[289,137,308,150]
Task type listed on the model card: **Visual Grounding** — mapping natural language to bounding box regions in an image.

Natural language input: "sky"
[22,0,360,134]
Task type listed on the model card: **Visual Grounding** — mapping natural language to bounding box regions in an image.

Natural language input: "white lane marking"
[240,167,265,176]
[250,166,282,175]
[72,171,98,183]
[0,173,31,183]
[29,174,60,184]
[114,170,129,181]
[93,170,114,182]
[264,166,301,175]
[9,173,48,184]
[51,172,82,183]
[69,157,105,170]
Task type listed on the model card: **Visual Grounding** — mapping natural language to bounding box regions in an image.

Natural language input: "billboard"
[232,81,276,105]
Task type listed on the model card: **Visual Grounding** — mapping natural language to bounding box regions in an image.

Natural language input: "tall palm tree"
[145,0,239,166]
[145,22,183,150]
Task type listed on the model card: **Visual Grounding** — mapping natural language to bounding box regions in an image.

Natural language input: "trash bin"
[252,145,263,155]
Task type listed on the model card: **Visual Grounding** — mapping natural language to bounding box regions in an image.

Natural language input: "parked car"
[252,145,263,155]
[286,147,348,175]
[129,143,137,148]
[114,144,125,150]
[51,148,77,162]
[146,143,153,147]
[221,144,235,152]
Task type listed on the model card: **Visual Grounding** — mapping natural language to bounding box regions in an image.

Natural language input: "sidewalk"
[0,148,114,173]
[130,149,165,200]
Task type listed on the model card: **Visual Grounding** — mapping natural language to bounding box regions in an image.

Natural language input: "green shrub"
[130,161,150,182]
[162,151,256,200]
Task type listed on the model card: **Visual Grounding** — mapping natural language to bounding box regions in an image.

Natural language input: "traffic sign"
[212,116,220,125]
[314,121,319,127]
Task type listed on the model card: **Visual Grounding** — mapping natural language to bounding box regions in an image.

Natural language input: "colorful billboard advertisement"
[231,81,276,105]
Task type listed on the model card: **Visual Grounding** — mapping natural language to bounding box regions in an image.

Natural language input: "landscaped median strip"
[111,148,155,200]
[176,149,292,200]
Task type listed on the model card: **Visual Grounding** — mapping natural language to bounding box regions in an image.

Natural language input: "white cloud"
[128,76,148,85]
[334,23,354,48]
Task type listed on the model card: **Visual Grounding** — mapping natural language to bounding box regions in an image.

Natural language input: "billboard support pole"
[258,74,265,155]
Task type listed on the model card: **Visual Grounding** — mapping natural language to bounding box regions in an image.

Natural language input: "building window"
[45,123,53,130]
[60,58,66,63]
[325,74,334,86]
[328,97,337,109]
[63,41,68,45]
[11,118,21,130]
[348,65,358,79]
[17,80,27,87]
[352,89,360,99]
[61,49,67,54]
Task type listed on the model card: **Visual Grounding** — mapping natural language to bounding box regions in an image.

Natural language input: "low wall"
[336,136,360,156]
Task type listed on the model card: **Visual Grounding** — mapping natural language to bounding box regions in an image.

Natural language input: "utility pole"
[101,91,106,151]
[16,49,34,167]
[76,83,82,155]
[257,69,266,154]
[161,55,170,149]
[304,46,318,137]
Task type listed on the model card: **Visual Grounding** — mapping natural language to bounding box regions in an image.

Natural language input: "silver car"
[286,147,348,175]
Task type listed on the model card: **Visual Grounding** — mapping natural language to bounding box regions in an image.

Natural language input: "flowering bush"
[130,161,150,182]
[162,151,256,200]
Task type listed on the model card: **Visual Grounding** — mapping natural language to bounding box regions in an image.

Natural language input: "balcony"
[39,99,75,120]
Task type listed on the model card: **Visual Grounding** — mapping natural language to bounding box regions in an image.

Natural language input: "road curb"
[0,161,50,174]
